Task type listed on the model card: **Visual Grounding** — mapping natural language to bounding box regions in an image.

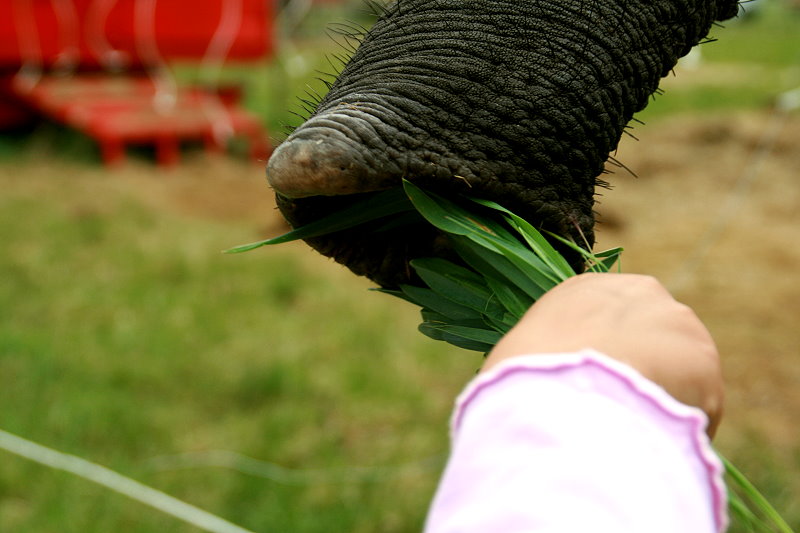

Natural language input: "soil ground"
[597,111,800,470]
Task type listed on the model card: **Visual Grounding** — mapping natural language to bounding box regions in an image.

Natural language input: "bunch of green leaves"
[379,181,621,352]
[228,180,621,352]
[228,181,794,533]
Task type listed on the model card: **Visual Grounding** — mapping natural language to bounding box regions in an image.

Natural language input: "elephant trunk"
[267,0,739,288]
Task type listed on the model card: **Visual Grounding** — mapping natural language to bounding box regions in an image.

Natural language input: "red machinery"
[0,0,275,166]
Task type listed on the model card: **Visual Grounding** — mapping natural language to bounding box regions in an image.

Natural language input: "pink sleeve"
[423,349,728,533]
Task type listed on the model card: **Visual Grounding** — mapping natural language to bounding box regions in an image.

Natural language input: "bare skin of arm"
[484,273,724,437]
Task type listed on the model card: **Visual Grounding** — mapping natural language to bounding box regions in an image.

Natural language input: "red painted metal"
[6,72,271,166]
[0,0,274,68]
[0,0,275,165]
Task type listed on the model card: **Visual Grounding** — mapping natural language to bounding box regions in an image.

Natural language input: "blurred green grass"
[1,1,799,532]
[0,162,477,532]
[637,1,800,121]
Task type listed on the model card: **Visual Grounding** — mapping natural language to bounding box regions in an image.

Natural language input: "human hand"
[484,273,724,437]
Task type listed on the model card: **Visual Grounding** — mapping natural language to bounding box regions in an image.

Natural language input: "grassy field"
[1,2,799,532]
[0,157,478,532]
[638,0,800,121]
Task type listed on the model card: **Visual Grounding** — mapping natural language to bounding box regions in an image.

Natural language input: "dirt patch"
[110,155,285,228]
[596,110,800,458]
[1,153,289,237]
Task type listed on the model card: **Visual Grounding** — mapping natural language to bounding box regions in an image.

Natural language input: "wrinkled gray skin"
[267,0,739,288]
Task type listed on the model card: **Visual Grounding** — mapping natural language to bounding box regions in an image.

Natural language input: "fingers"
[484,273,725,438]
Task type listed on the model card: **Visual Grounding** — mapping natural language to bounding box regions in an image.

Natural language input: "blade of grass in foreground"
[467,196,575,279]
[418,322,497,352]
[450,236,547,301]
[410,258,507,322]
[224,188,415,253]
[403,181,565,290]
[722,455,796,533]
[400,284,484,321]
[541,229,623,273]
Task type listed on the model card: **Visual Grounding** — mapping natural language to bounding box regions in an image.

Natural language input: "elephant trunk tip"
[267,133,377,199]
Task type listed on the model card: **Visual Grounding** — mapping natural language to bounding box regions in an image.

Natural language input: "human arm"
[486,273,724,436]
[423,274,726,533]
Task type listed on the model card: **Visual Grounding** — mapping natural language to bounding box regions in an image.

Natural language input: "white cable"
[50,0,81,73]
[86,0,129,70]
[0,428,256,533]
[135,0,177,114]
[279,0,313,38]
[199,0,244,145]
[146,449,445,485]
[11,0,43,92]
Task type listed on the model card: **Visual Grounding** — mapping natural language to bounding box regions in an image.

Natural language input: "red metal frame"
[0,0,274,68]
[0,0,275,166]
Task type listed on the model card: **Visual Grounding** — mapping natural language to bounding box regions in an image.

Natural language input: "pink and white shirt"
[424,349,727,533]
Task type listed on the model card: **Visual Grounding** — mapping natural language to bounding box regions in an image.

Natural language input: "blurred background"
[0,0,798,531]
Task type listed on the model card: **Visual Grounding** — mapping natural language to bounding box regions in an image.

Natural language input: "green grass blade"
[224,239,283,254]
[225,188,414,253]
[450,236,548,301]
[420,307,486,329]
[420,323,503,345]
[468,197,575,278]
[420,209,562,290]
[435,210,565,288]
[403,180,477,236]
[369,287,414,304]
[481,313,519,334]
[484,235,563,291]
[594,247,625,258]
[484,275,533,320]
[541,229,623,273]
[411,257,487,287]
[410,258,506,319]
[403,181,564,290]
[418,323,496,352]
[401,284,484,321]
[542,229,595,261]
[728,493,772,533]
[592,248,624,273]
[512,222,574,280]
[420,309,493,331]
[449,216,560,283]
[722,455,796,533]
[403,180,522,244]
